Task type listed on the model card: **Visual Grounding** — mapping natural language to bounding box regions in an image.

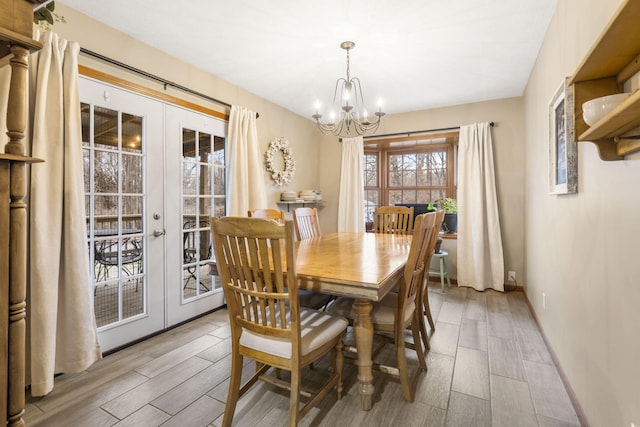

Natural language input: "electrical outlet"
[508,271,516,282]
[542,292,547,310]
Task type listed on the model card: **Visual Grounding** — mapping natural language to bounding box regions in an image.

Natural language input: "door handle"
[153,229,166,237]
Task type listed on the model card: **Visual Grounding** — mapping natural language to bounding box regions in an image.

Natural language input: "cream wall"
[54,4,323,218]
[524,0,640,425]
[319,97,526,283]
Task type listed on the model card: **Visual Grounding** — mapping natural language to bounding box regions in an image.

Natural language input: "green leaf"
[34,9,46,22]
[41,8,54,25]
[46,1,56,12]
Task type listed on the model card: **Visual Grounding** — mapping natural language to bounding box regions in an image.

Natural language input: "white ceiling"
[58,0,557,118]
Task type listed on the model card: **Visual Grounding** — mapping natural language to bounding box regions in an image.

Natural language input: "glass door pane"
[181,129,206,298]
[181,130,222,299]
[83,103,145,327]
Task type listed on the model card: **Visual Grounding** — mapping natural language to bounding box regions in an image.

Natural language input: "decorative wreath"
[265,137,296,187]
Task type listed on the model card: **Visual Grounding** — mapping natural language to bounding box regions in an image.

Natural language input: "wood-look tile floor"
[24,283,582,427]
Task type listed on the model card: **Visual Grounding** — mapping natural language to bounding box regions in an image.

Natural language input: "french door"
[164,105,226,325]
[80,77,226,352]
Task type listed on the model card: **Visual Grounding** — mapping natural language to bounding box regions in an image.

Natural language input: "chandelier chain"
[346,47,350,83]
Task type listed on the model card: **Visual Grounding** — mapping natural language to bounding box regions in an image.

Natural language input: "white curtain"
[337,136,364,232]
[27,31,101,396]
[227,105,266,216]
[457,122,505,291]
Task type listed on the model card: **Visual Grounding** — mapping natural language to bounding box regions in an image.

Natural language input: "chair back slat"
[212,217,298,339]
[426,210,445,264]
[373,206,415,234]
[292,207,322,240]
[417,209,445,298]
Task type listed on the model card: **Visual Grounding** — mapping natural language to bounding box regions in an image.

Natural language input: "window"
[363,152,379,229]
[363,131,457,229]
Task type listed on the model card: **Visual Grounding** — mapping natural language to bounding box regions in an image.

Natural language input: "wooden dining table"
[294,231,412,410]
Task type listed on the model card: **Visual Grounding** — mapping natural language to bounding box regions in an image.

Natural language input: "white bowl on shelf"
[582,93,630,126]
[280,191,297,201]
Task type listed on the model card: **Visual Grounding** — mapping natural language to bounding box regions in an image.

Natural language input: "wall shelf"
[277,200,326,212]
[569,0,640,161]
[0,27,42,58]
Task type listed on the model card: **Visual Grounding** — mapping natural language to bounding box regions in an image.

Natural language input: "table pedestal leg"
[352,298,374,410]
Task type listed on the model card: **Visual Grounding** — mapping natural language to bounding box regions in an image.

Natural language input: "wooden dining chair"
[211,217,348,426]
[372,205,414,234]
[292,207,321,240]
[328,212,436,402]
[248,208,286,224]
[291,207,333,310]
[418,209,445,351]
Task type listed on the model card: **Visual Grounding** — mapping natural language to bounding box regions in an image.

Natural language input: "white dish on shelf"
[280,190,297,201]
[582,93,630,126]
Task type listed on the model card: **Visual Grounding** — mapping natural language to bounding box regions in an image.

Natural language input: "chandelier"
[312,41,385,137]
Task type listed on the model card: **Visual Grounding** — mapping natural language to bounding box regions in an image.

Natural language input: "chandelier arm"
[354,119,381,135]
[337,118,347,136]
[317,111,382,136]
[350,77,366,110]
[317,121,336,134]
[332,77,347,105]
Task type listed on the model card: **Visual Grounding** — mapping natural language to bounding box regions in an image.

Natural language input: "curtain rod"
[79,47,259,118]
[362,121,494,140]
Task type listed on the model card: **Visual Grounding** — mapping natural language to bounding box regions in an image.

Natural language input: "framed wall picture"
[549,77,577,194]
